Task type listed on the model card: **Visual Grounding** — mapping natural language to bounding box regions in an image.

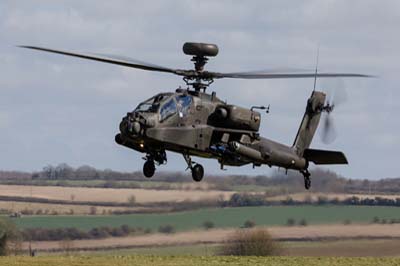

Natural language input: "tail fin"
[303,148,348,165]
[293,91,326,156]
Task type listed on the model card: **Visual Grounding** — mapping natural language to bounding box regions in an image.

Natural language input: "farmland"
[20,225,400,252]
[0,201,133,215]
[80,239,400,257]
[0,179,213,191]
[1,255,399,266]
[0,185,233,203]
[1,175,400,259]
[12,205,400,230]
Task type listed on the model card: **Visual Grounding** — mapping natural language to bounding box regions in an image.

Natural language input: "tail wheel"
[191,164,204,182]
[301,169,311,190]
[143,160,155,178]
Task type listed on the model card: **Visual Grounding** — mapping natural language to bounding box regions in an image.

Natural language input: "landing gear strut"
[183,154,204,182]
[301,169,311,190]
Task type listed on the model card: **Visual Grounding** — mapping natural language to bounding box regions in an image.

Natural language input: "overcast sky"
[0,1,399,179]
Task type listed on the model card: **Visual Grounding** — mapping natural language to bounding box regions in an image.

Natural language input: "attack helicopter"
[20,42,371,189]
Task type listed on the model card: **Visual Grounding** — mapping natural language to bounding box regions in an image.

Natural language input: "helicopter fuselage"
[115,88,307,172]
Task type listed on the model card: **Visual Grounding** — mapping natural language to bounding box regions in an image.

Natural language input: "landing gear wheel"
[143,160,155,178]
[301,169,311,190]
[191,164,204,182]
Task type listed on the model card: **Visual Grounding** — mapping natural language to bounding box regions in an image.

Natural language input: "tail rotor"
[320,79,347,144]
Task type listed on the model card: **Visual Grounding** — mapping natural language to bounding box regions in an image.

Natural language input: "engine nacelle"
[212,105,261,131]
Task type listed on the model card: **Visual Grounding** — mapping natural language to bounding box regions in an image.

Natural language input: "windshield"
[176,95,192,117]
[160,98,177,121]
[135,102,156,112]
[134,94,169,113]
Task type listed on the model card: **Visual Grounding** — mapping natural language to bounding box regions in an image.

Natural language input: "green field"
[12,205,400,230]
[1,255,399,266]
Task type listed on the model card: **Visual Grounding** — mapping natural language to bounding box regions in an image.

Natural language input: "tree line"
[2,193,400,218]
[0,163,399,194]
[224,193,400,207]
[21,225,151,241]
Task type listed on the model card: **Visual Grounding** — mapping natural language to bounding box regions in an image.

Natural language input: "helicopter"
[19,42,371,189]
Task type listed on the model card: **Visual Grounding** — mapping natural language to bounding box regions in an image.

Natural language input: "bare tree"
[219,229,282,256]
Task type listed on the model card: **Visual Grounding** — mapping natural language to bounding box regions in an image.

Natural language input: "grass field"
[109,240,400,257]
[47,239,400,257]
[1,255,399,266]
[267,192,400,201]
[12,205,400,230]
[22,225,400,252]
[285,239,400,257]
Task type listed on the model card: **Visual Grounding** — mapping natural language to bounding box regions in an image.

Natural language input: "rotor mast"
[182,42,219,92]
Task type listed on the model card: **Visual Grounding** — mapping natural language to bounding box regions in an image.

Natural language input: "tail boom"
[293,91,326,156]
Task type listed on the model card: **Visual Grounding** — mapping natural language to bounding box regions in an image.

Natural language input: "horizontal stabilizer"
[303,148,348,165]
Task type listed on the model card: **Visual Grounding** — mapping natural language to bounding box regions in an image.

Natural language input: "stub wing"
[303,148,348,165]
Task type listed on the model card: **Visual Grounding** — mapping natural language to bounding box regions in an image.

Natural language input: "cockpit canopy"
[134,93,193,122]
[134,93,170,113]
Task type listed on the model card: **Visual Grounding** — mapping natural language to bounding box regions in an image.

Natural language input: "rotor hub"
[183,42,219,58]
[182,43,219,91]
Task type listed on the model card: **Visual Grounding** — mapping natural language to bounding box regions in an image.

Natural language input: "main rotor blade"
[18,45,374,82]
[211,71,372,79]
[18,45,180,74]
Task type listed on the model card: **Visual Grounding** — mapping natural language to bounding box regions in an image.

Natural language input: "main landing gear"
[142,150,167,178]
[183,154,204,182]
[301,169,311,190]
[143,160,155,178]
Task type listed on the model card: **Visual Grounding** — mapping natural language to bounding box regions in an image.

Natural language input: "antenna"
[313,46,320,92]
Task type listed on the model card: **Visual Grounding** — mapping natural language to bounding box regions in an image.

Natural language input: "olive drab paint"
[20,42,369,189]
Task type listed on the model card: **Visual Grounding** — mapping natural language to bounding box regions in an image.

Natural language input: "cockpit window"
[176,95,192,117]
[134,94,169,113]
[135,102,156,112]
[160,98,177,121]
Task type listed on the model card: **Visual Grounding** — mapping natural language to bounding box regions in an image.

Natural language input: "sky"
[0,0,399,179]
